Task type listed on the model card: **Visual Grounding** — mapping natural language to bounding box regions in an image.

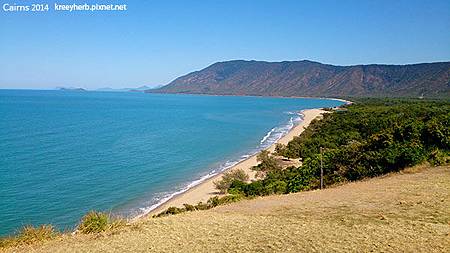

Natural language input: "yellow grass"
[0,225,57,249]
[4,165,449,252]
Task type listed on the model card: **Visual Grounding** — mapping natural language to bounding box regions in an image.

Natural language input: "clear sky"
[1,0,449,89]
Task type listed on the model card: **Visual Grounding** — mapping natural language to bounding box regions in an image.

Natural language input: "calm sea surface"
[0,90,343,235]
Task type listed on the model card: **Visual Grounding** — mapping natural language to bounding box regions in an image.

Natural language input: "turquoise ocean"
[0,90,343,235]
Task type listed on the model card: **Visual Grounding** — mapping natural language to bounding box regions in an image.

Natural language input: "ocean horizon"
[0,90,344,235]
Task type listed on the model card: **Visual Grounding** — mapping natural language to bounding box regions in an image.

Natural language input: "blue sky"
[1,0,449,89]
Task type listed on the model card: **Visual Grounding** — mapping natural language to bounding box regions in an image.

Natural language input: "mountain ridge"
[148,60,450,98]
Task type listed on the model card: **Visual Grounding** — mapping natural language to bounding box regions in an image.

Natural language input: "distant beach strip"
[140,108,327,218]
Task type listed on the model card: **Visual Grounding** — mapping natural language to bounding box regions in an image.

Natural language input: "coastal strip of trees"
[228,98,449,196]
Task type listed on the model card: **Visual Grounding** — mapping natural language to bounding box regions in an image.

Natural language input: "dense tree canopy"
[230,98,450,196]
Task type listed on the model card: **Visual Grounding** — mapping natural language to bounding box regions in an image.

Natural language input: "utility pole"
[320,147,323,189]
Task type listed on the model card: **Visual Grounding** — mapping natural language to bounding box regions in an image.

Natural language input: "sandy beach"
[145,108,326,216]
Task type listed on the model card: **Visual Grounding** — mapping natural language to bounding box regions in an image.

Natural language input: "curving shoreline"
[141,108,328,218]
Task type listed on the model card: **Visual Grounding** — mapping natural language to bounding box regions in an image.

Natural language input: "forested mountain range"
[149,60,450,98]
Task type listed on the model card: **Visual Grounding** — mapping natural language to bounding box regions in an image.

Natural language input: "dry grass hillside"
[5,165,449,253]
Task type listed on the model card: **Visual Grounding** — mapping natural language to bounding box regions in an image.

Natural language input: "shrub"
[183,203,196,211]
[228,180,248,195]
[17,224,57,244]
[241,181,265,196]
[77,211,109,234]
[428,149,449,166]
[195,202,209,210]
[207,196,220,207]
[155,206,187,217]
[423,116,450,149]
[265,180,287,194]
[253,150,281,177]
[229,178,284,197]
[0,224,58,248]
[218,194,243,204]
[284,158,319,192]
[155,194,245,218]
[214,169,249,194]
[166,207,185,215]
[274,143,287,157]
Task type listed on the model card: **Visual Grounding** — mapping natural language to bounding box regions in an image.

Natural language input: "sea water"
[0,90,343,235]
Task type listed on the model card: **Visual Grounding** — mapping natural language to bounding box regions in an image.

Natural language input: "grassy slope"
[5,165,449,253]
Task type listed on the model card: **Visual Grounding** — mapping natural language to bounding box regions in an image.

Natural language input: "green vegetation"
[252,150,281,178]
[230,98,450,197]
[154,194,244,218]
[78,211,110,234]
[213,169,249,193]
[77,211,126,234]
[0,225,58,248]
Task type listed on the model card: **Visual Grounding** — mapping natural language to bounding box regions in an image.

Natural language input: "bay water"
[0,90,343,235]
